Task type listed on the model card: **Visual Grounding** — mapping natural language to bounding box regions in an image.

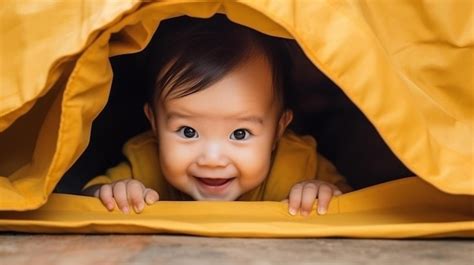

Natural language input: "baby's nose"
[196,142,230,167]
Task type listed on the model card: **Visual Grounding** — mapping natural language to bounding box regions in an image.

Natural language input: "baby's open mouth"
[195,177,235,187]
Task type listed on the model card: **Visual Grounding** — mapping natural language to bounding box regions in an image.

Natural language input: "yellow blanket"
[0,0,472,237]
[0,178,472,237]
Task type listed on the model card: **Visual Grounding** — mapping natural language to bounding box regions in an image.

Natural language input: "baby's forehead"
[163,53,278,100]
[158,57,280,118]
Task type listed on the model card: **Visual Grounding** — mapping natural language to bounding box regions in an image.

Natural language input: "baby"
[83,15,351,216]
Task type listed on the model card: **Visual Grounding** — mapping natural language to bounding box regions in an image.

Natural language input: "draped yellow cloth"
[0,0,472,237]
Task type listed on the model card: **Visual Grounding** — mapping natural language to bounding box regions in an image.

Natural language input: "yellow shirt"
[84,131,348,201]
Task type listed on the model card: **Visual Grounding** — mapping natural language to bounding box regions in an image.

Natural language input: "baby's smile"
[193,175,236,195]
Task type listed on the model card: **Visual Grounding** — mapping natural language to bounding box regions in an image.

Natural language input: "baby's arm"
[84,180,159,213]
[286,180,342,216]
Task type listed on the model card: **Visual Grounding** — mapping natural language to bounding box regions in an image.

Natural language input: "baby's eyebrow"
[166,112,191,121]
[167,112,263,125]
[235,116,264,125]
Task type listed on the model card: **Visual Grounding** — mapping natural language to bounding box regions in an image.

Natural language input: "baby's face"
[146,55,291,200]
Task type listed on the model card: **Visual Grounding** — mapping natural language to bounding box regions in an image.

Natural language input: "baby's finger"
[127,180,146,213]
[301,183,318,216]
[144,188,159,205]
[317,185,334,215]
[288,183,303,216]
[113,181,130,214]
[98,184,115,211]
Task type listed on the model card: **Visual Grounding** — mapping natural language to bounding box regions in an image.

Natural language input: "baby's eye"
[177,126,199,139]
[230,129,250,141]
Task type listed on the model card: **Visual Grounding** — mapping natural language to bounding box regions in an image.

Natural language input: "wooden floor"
[0,235,472,265]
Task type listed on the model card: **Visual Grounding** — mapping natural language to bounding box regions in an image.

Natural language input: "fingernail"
[122,206,129,214]
[133,205,139,213]
[301,211,309,216]
[318,207,327,215]
[289,208,297,216]
[134,204,143,213]
[145,197,154,204]
[106,203,114,211]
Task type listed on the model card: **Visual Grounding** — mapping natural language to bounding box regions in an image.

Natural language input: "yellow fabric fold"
[0,178,472,237]
[0,0,142,131]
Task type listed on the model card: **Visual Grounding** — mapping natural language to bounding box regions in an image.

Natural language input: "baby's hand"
[285,180,342,216]
[93,179,159,214]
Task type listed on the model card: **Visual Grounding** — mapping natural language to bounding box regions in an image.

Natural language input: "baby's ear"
[274,109,293,148]
[144,103,158,133]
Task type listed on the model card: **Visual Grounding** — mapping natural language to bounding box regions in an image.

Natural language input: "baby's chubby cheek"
[158,145,194,186]
[234,151,272,192]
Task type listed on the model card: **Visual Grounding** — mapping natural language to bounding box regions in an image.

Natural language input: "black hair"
[143,14,292,110]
